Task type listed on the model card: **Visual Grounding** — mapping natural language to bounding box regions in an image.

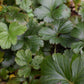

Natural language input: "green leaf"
[40,53,71,84]
[39,27,56,40]
[59,35,76,48]
[7,79,20,84]
[24,20,41,36]
[9,22,27,36]
[23,81,28,84]
[71,56,84,84]
[25,35,44,53]
[11,40,24,51]
[20,0,32,12]
[41,52,84,84]
[71,22,84,40]
[73,0,81,11]
[53,20,73,34]
[16,0,34,17]
[15,49,32,66]
[0,68,9,80]
[0,22,27,49]
[18,66,31,77]
[34,6,50,20]
[70,16,81,25]
[79,2,84,21]
[16,0,22,5]
[39,20,73,45]
[34,0,70,22]
[73,0,81,5]
[30,79,39,84]
[2,55,14,67]
[15,49,32,78]
[0,51,4,63]
[31,56,44,70]
[71,41,84,54]
[39,0,66,10]
[52,4,70,19]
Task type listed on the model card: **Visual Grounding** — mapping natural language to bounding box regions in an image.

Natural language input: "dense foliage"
[0,0,84,84]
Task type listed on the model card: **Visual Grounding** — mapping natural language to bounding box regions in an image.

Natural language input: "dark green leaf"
[41,52,84,84]
[25,35,44,53]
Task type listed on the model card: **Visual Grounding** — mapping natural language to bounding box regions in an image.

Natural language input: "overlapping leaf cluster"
[0,0,84,84]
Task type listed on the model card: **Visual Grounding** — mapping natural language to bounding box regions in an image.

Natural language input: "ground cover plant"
[0,0,84,84]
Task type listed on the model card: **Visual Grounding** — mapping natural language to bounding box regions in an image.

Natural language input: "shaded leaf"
[0,51,4,63]
[25,35,44,53]
[6,6,28,25]
[0,68,9,80]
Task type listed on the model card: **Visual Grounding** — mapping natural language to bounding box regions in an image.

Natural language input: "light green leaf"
[31,56,44,70]
[15,49,32,66]
[0,22,27,49]
[16,0,33,17]
[9,22,27,36]
[20,0,32,12]
[15,49,32,78]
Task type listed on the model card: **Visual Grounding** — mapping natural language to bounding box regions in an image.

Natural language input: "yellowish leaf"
[0,5,2,11]
[9,74,16,79]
